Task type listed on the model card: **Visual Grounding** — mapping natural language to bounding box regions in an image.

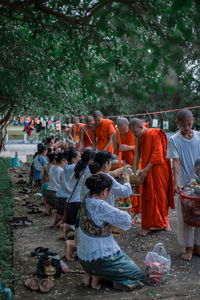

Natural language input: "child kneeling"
[77,173,145,290]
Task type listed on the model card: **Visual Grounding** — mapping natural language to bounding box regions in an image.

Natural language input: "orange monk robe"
[72,123,84,142]
[84,129,93,147]
[139,128,175,230]
[95,119,115,154]
[116,129,135,165]
[116,129,142,214]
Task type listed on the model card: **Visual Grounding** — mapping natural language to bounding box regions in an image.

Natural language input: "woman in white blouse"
[77,173,145,290]
[45,152,66,215]
[65,151,133,261]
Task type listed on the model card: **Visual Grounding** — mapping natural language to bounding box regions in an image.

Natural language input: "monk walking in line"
[92,111,115,154]
[113,117,135,166]
[79,116,94,153]
[129,118,175,236]
[113,117,142,220]
[70,117,84,149]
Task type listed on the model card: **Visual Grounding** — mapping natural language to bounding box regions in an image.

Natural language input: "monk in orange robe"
[69,117,84,149]
[113,117,142,215]
[129,118,175,236]
[93,110,115,154]
[79,116,94,152]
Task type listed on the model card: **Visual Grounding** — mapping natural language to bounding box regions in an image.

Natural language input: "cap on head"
[176,109,193,122]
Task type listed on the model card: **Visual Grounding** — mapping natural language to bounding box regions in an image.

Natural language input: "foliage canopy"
[0,0,200,127]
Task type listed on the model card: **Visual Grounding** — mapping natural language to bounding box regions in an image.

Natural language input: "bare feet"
[45,204,53,216]
[65,240,77,262]
[60,223,74,240]
[91,276,102,290]
[82,272,91,287]
[51,212,62,228]
[181,247,193,261]
[135,216,141,224]
[139,229,150,236]
[193,245,200,257]
[60,223,65,239]
[164,225,172,232]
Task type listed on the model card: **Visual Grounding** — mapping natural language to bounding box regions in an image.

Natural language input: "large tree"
[0,0,199,130]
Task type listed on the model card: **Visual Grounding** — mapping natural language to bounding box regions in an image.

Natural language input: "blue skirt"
[80,250,145,289]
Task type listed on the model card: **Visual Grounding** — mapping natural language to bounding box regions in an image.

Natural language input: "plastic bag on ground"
[145,242,171,286]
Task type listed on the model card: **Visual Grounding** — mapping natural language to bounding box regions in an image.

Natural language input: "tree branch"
[0,0,47,9]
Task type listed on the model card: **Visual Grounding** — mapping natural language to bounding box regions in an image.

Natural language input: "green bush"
[0,158,14,298]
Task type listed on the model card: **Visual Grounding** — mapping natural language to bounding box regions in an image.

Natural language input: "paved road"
[0,144,37,162]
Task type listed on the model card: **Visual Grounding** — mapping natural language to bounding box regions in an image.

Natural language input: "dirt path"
[11,166,200,300]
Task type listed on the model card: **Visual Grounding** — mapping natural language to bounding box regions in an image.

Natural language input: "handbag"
[31,247,62,278]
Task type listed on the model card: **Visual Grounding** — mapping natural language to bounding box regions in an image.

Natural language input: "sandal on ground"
[16,179,27,184]
[19,188,31,194]
[14,174,23,178]
[39,279,54,293]
[22,201,34,206]
[11,216,33,227]
[24,277,40,292]
[28,207,42,214]
[113,281,144,291]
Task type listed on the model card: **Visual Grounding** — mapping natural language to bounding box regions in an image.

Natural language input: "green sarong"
[80,250,145,289]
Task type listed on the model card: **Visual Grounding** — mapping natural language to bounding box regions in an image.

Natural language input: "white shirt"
[167,131,200,186]
[47,165,63,192]
[106,173,132,206]
[56,164,76,198]
[77,197,132,262]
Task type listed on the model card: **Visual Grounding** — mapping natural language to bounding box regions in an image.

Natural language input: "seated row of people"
[31,143,144,291]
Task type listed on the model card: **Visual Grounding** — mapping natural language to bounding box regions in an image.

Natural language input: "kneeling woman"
[77,173,145,290]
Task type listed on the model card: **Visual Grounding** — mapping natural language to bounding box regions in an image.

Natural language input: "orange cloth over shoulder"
[116,129,142,213]
[139,128,175,230]
[116,129,135,165]
[84,129,93,147]
[72,123,84,142]
[95,119,115,154]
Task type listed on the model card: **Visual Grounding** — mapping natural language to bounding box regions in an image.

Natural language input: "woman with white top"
[52,147,81,227]
[77,173,145,290]
[65,150,132,261]
[45,152,66,215]
[60,149,95,239]
[89,151,132,206]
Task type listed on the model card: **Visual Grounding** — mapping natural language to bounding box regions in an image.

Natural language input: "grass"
[0,157,15,299]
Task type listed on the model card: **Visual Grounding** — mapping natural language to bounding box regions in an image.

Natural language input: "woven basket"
[110,162,126,171]
[130,174,141,187]
[112,206,132,236]
[180,190,200,227]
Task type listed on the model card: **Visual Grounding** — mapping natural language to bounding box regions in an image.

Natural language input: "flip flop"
[24,277,40,292]
[28,207,42,214]
[16,179,27,184]
[19,188,31,194]
[39,279,54,293]
[11,216,33,227]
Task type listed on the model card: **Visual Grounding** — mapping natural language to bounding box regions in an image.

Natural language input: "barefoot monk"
[129,118,175,236]
[113,117,142,217]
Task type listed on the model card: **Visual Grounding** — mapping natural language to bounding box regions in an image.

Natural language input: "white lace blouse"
[77,197,132,262]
